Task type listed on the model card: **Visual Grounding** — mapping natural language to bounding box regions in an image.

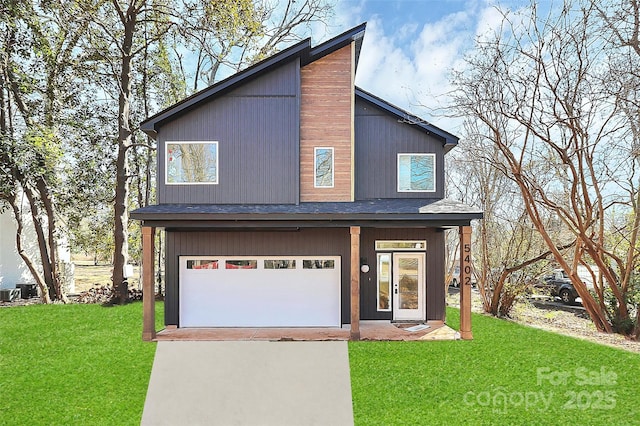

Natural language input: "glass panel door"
[392,253,425,320]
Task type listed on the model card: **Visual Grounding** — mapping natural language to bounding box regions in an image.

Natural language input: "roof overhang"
[131,199,483,230]
[355,87,459,152]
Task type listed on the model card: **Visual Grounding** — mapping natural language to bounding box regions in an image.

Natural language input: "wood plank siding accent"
[459,225,473,339]
[300,44,354,201]
[142,226,156,341]
[158,60,300,205]
[354,98,445,200]
[350,226,361,340]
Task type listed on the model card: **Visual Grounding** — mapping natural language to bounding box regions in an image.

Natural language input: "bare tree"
[449,120,572,316]
[180,0,334,90]
[596,0,640,338]
[451,0,640,337]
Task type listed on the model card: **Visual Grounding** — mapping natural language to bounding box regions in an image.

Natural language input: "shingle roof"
[131,198,482,224]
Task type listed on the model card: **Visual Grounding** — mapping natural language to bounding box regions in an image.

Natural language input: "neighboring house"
[0,203,73,295]
[0,209,33,290]
[132,23,482,340]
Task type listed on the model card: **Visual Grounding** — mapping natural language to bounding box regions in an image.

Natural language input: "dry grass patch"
[72,260,139,293]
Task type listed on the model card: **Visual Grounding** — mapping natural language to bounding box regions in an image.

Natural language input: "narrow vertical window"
[397,153,435,192]
[314,147,334,188]
[377,253,391,311]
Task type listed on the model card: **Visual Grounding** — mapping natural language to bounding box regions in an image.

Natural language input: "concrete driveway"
[141,341,353,426]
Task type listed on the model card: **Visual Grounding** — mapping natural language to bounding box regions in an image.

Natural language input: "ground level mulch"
[447,289,640,353]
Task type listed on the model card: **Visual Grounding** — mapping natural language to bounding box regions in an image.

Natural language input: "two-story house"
[132,23,482,341]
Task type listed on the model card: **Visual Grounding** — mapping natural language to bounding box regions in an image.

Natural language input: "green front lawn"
[1,303,638,425]
[0,302,162,425]
[350,308,640,425]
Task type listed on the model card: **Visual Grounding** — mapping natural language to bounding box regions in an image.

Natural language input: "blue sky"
[317,0,532,132]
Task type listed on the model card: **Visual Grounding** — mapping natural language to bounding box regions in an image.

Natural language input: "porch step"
[420,325,461,341]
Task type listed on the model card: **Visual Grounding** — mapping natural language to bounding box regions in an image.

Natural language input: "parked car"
[448,265,477,287]
[543,269,579,304]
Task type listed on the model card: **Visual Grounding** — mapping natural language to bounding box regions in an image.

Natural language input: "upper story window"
[166,141,218,185]
[314,147,334,188]
[397,153,435,192]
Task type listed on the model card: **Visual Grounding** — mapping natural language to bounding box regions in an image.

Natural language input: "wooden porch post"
[142,226,156,341]
[350,226,361,340]
[459,226,473,340]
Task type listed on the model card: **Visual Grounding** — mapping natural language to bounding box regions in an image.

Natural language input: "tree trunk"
[36,177,65,302]
[111,5,137,305]
[21,185,57,299]
[9,194,51,304]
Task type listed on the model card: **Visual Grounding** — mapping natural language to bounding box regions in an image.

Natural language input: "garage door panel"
[180,256,341,327]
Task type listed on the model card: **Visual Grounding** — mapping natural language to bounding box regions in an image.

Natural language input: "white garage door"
[179,256,341,327]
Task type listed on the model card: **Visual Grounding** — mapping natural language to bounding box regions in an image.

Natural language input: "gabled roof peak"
[305,22,366,68]
[141,23,367,138]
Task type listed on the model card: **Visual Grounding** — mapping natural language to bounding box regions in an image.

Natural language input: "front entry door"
[393,253,426,321]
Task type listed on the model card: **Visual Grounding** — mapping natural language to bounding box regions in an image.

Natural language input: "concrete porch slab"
[154,321,459,342]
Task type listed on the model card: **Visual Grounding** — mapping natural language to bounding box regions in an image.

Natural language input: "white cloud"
[475,3,506,41]
[355,18,419,105]
[337,0,509,133]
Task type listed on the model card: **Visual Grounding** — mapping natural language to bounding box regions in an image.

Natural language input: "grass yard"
[1,303,639,425]
[0,302,162,425]
[349,308,640,425]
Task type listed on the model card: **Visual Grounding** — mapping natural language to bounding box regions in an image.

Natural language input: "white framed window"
[377,253,391,311]
[264,260,296,269]
[375,240,426,251]
[225,260,258,269]
[303,259,335,269]
[186,259,219,269]
[314,147,334,188]
[397,153,435,192]
[166,141,218,185]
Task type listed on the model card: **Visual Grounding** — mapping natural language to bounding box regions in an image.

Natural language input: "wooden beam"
[350,226,361,340]
[142,226,156,341]
[459,226,473,340]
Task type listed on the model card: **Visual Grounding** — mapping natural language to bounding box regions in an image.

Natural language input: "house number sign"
[463,243,472,286]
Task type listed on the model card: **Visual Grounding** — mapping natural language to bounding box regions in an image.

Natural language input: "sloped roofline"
[355,87,459,151]
[141,23,367,138]
[304,23,366,68]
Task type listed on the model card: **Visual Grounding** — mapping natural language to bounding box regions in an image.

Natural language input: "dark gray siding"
[158,59,300,204]
[359,228,446,322]
[164,228,351,326]
[164,226,446,326]
[354,98,445,200]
